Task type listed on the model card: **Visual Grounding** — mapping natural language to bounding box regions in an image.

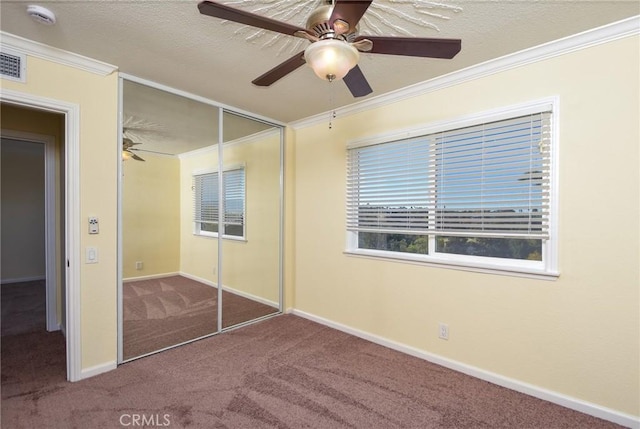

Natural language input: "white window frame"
[345,98,559,279]
[193,165,246,241]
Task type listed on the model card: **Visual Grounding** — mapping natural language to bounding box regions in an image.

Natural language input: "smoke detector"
[27,5,56,25]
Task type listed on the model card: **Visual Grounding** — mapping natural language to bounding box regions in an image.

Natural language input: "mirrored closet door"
[119,78,282,362]
[220,111,281,329]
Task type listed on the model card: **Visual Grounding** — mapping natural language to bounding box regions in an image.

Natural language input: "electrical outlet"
[438,323,449,340]
[212,266,216,275]
[135,261,143,270]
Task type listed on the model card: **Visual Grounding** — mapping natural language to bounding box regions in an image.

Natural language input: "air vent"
[0,50,26,82]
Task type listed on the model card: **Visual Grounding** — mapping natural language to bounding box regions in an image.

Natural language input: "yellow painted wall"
[179,146,218,281]
[179,130,281,304]
[122,153,180,278]
[221,131,281,304]
[293,36,639,416]
[1,56,119,370]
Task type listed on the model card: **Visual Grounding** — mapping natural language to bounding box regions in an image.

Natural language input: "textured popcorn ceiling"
[1,0,638,125]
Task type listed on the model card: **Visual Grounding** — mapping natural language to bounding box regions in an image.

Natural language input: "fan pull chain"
[328,81,336,130]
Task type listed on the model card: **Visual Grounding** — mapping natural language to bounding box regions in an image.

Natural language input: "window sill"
[193,233,247,243]
[343,249,559,281]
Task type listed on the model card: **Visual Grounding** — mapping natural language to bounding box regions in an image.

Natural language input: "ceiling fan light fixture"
[304,39,359,82]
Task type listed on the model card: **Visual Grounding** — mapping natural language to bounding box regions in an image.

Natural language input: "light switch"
[86,246,98,264]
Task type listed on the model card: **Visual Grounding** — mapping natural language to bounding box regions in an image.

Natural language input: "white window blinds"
[346,137,430,234]
[223,168,245,228]
[347,112,552,239]
[194,172,218,226]
[193,168,245,232]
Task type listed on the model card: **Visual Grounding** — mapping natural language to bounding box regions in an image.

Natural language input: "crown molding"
[0,31,117,76]
[290,15,640,130]
[178,127,281,159]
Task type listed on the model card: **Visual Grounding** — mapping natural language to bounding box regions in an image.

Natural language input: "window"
[346,101,557,276]
[194,167,245,239]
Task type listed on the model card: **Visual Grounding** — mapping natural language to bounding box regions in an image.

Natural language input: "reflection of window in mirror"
[193,166,246,240]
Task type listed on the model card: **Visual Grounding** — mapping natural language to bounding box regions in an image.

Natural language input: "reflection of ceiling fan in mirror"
[197,0,462,97]
[121,116,167,162]
[122,137,145,162]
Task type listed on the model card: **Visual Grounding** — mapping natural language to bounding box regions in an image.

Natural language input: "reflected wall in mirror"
[120,79,282,361]
[222,111,281,329]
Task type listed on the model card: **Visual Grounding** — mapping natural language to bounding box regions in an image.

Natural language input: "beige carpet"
[1,280,47,336]
[123,275,278,360]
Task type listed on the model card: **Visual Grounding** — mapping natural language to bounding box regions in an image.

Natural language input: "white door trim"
[1,129,58,332]
[1,88,82,382]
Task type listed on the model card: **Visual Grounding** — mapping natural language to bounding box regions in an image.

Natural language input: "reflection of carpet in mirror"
[123,275,278,360]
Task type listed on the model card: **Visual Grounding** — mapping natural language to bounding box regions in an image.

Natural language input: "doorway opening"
[0,98,78,382]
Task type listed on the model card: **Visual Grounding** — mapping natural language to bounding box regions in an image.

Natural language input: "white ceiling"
[1,0,638,123]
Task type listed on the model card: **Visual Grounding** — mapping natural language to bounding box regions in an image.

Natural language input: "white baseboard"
[123,272,179,282]
[179,272,279,308]
[222,285,278,308]
[178,271,217,288]
[291,309,639,429]
[79,361,117,380]
[1,275,46,284]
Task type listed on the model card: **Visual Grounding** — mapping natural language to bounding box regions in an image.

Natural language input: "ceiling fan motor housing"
[306,5,356,41]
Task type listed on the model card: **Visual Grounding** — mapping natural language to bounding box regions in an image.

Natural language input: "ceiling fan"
[121,117,166,162]
[122,137,145,162]
[198,0,462,97]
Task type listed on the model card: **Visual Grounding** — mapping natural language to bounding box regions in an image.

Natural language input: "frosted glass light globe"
[304,39,359,82]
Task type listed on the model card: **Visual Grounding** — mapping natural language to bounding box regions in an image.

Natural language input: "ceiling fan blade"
[352,39,373,52]
[123,137,142,150]
[343,65,372,98]
[198,1,310,37]
[355,36,461,59]
[330,0,372,35]
[252,51,306,87]
[295,30,319,43]
[131,152,145,162]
